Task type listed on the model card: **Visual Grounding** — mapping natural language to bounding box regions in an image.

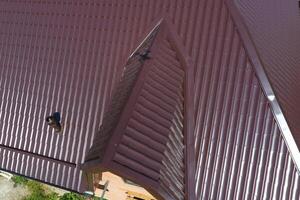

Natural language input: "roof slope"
[0,0,299,199]
[83,21,192,200]
[193,3,300,199]
[232,0,300,145]
[0,0,161,192]
[85,25,159,162]
[191,0,300,199]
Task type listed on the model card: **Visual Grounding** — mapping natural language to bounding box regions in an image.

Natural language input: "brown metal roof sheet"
[85,25,159,163]
[192,1,300,199]
[0,0,299,199]
[232,0,300,153]
[83,21,192,200]
[193,6,300,198]
[0,0,158,192]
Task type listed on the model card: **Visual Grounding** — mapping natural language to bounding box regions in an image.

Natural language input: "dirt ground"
[0,176,29,200]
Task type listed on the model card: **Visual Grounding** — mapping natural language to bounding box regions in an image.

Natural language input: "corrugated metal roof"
[0,0,159,192]
[83,21,190,200]
[85,24,159,163]
[232,0,300,146]
[112,24,187,200]
[193,5,300,198]
[0,0,299,199]
[192,1,300,199]
[0,147,80,191]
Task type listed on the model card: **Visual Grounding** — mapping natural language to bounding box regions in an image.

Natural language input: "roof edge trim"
[226,0,300,173]
[0,145,76,168]
[128,19,163,59]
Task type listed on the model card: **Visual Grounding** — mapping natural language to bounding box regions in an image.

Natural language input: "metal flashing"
[226,0,300,174]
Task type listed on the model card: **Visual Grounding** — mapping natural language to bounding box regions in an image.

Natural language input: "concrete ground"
[0,176,29,200]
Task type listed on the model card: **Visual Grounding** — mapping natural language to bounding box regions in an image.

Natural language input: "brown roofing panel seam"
[0,144,76,167]
[0,147,80,192]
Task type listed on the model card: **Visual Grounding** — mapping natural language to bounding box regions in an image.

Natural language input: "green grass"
[23,180,59,200]
[11,175,28,187]
[11,175,106,200]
